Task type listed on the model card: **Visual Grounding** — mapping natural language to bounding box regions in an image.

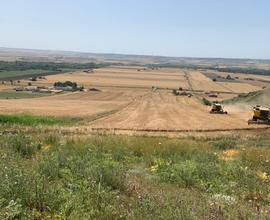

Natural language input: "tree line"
[149,63,270,76]
[0,61,108,72]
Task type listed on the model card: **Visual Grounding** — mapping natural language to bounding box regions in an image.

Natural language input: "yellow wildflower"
[257,171,269,182]
[223,149,239,156]
[42,144,51,152]
[150,165,158,173]
[219,149,239,161]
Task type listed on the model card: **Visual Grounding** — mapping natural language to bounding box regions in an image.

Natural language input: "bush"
[54,81,77,89]
[202,98,212,106]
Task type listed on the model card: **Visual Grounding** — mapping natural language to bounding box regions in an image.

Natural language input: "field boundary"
[88,126,270,133]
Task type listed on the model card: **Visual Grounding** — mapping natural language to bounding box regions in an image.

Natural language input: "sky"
[0,0,270,59]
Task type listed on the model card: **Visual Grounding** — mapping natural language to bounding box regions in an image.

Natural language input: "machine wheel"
[253,116,258,121]
[248,119,254,125]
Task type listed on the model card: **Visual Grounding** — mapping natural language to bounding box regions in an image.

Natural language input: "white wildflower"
[210,194,236,206]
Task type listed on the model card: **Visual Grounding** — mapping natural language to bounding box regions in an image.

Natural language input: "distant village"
[13,79,98,94]
[0,70,98,95]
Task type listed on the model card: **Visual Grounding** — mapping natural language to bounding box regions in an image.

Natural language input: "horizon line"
[0,46,270,62]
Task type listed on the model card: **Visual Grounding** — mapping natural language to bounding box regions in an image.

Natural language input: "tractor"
[248,105,270,125]
[210,103,227,114]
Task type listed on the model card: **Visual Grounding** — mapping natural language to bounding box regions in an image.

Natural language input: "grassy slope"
[0,123,269,219]
[223,89,270,106]
[223,91,262,103]
[0,91,51,99]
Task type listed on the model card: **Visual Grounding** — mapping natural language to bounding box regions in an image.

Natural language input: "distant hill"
[1,47,270,68]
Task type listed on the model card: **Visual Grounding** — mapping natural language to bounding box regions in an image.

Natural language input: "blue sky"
[1,0,270,59]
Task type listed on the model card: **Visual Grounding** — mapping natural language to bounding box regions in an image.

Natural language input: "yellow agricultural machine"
[248,106,270,125]
[209,103,227,114]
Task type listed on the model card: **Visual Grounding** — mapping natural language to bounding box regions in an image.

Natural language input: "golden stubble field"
[187,71,261,93]
[0,66,268,133]
[35,67,189,89]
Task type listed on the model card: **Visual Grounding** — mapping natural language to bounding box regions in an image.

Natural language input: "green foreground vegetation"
[0,114,76,126]
[0,118,269,219]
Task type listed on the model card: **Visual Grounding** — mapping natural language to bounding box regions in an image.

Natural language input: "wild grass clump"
[11,134,42,158]
[211,138,237,150]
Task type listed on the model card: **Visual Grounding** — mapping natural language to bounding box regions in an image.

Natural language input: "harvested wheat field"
[0,84,13,91]
[0,67,269,133]
[216,82,261,93]
[188,71,261,93]
[35,67,189,89]
[89,91,263,132]
[187,71,231,92]
[0,90,143,117]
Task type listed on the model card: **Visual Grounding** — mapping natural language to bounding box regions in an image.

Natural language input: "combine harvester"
[248,105,270,125]
[209,103,228,114]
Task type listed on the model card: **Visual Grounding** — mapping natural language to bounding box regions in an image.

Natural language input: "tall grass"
[0,129,269,219]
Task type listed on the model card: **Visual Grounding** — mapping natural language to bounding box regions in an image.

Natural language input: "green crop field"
[0,115,269,219]
[0,61,108,80]
[0,69,54,79]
